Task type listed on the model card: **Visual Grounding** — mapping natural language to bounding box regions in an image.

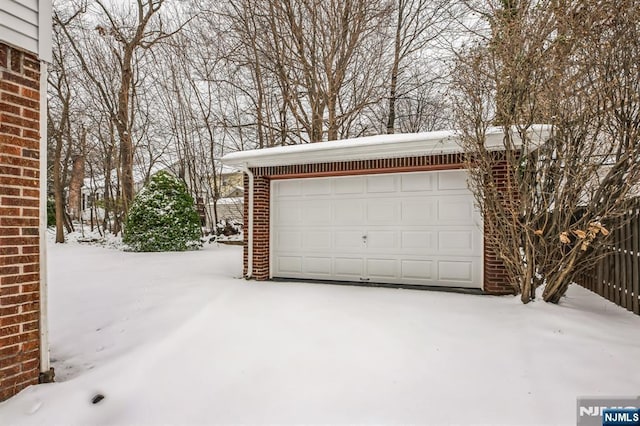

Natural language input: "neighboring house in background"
[78,161,244,229]
[209,163,243,225]
[218,163,244,198]
[222,127,550,293]
[78,174,108,225]
[0,1,54,401]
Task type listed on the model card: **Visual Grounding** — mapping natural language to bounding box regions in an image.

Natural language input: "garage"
[270,171,483,288]
[221,127,550,295]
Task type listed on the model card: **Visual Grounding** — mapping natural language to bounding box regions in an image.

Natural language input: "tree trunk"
[386,2,403,134]
[52,127,66,243]
[67,155,85,220]
[53,164,65,243]
[327,87,338,141]
[118,50,135,215]
[542,253,578,303]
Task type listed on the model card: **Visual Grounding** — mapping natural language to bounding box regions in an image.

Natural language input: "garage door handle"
[362,235,367,241]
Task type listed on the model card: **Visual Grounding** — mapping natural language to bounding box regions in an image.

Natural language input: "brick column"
[0,43,42,401]
[243,173,271,280]
[252,175,270,279]
[483,159,517,295]
[242,174,248,277]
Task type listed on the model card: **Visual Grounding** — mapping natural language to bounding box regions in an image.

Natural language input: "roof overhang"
[221,125,552,168]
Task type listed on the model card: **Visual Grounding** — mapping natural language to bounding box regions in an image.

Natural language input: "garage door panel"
[438,170,468,190]
[335,257,364,277]
[437,196,475,223]
[401,231,437,251]
[302,200,331,224]
[304,257,332,275]
[334,176,365,194]
[275,201,301,224]
[367,258,397,279]
[437,260,477,284]
[333,199,365,224]
[401,173,434,192]
[335,231,364,250]
[304,231,332,250]
[277,256,302,274]
[401,198,437,224]
[302,178,331,195]
[366,200,397,223]
[401,260,434,280]
[366,174,396,193]
[367,231,398,250]
[438,230,478,255]
[277,180,302,197]
[276,231,302,250]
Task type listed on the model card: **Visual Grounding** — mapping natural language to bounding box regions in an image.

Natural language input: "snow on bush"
[123,171,201,252]
[216,219,242,236]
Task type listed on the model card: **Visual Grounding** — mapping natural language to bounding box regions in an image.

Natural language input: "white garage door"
[270,170,483,288]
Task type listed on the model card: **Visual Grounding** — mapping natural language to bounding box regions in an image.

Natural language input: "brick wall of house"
[242,153,515,295]
[0,43,42,401]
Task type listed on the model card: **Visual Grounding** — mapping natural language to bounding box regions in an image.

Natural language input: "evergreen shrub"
[47,198,56,227]
[123,171,201,252]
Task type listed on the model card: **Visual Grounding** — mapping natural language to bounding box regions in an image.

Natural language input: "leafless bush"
[453,0,640,303]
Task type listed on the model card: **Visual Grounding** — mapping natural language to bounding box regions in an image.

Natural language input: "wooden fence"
[578,198,640,315]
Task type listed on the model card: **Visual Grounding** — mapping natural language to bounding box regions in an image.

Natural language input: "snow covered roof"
[217,163,241,175]
[211,197,244,206]
[221,125,552,168]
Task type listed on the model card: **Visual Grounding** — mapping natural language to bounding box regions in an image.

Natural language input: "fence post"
[632,201,639,315]
[596,245,603,295]
[614,215,622,306]
[624,209,632,309]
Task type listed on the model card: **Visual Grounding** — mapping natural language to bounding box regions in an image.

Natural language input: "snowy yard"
[1,241,639,425]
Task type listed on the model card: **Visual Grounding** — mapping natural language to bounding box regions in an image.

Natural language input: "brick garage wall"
[243,174,270,279]
[482,159,516,295]
[242,153,514,295]
[0,43,42,401]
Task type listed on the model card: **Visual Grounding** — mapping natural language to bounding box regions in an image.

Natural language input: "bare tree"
[49,5,83,242]
[67,134,85,220]
[453,0,640,303]
[225,0,391,144]
[385,0,456,133]
[59,0,182,220]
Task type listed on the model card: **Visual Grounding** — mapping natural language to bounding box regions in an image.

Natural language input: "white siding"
[0,0,52,62]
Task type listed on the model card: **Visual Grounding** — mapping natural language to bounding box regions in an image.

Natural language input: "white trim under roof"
[38,0,53,63]
[221,125,551,168]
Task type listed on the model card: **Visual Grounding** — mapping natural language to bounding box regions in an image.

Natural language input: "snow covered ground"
[1,241,639,425]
